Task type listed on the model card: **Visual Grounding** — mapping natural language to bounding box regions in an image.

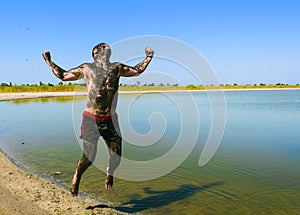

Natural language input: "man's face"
[102,43,110,50]
[92,43,111,58]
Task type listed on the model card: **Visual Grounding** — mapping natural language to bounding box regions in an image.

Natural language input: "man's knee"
[78,156,93,167]
[82,140,97,162]
[109,141,122,156]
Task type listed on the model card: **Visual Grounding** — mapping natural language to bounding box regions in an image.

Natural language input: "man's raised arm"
[42,51,84,81]
[119,47,154,77]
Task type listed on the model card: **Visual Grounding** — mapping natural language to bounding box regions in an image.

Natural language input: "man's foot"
[105,175,113,190]
[70,175,80,196]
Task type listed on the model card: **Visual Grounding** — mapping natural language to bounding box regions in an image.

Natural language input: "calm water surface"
[0,90,300,214]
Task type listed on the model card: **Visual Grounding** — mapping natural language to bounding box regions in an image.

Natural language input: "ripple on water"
[246,189,300,214]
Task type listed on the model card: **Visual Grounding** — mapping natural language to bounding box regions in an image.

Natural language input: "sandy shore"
[0,92,88,101]
[0,149,125,215]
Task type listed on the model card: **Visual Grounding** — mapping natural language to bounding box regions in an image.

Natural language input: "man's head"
[92,43,111,59]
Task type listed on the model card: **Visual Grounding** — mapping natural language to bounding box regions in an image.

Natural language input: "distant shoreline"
[0,91,87,101]
[0,88,300,101]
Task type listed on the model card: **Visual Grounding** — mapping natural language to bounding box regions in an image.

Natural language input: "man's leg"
[70,139,97,196]
[104,138,122,189]
[99,117,122,190]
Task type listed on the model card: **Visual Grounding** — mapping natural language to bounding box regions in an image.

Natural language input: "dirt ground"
[0,149,124,215]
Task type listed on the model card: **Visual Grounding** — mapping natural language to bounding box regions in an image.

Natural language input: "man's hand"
[145,47,154,57]
[42,50,51,64]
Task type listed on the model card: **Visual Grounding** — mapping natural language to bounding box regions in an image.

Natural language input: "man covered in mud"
[42,43,154,196]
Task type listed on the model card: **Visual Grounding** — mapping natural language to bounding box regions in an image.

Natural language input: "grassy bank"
[0,83,87,93]
[1,82,299,93]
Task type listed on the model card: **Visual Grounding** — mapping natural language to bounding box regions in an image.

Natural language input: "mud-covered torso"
[84,62,120,116]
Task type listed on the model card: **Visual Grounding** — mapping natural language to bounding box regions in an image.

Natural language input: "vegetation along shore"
[1,81,299,93]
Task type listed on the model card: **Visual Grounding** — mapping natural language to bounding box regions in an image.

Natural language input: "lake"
[0,90,300,214]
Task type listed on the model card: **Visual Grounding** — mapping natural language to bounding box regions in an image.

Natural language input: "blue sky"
[0,0,299,85]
